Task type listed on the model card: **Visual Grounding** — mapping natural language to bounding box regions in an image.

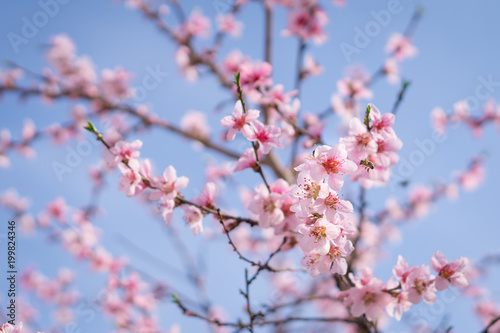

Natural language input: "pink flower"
[385,287,411,321]
[21,119,36,142]
[109,139,143,166]
[175,46,197,81]
[313,190,353,221]
[180,111,211,140]
[259,84,297,106]
[282,6,328,44]
[244,120,283,154]
[341,275,392,321]
[0,189,30,212]
[339,118,378,162]
[302,53,323,78]
[220,101,260,140]
[386,33,418,61]
[392,255,411,283]
[239,61,273,92]
[180,10,211,39]
[430,251,469,290]
[297,218,340,255]
[249,182,285,228]
[158,196,176,225]
[99,67,132,101]
[299,144,357,191]
[216,14,243,37]
[221,50,247,76]
[0,68,24,88]
[46,197,68,223]
[234,148,262,172]
[431,107,448,135]
[117,159,144,197]
[457,157,484,191]
[405,265,436,304]
[383,58,399,84]
[291,171,329,212]
[150,165,189,200]
[337,77,373,100]
[182,205,204,235]
[0,323,25,333]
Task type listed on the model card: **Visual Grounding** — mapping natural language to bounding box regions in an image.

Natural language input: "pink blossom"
[385,287,411,321]
[341,275,392,321]
[175,46,197,81]
[244,120,283,154]
[392,255,411,283]
[302,53,323,78]
[182,205,204,234]
[21,119,36,142]
[290,171,329,212]
[184,10,211,39]
[431,107,448,135]
[299,144,357,191]
[249,181,286,228]
[180,111,211,140]
[259,84,297,107]
[216,14,243,37]
[220,101,260,140]
[239,61,273,92]
[302,112,325,148]
[313,190,353,220]
[457,158,484,191]
[0,323,25,333]
[430,251,469,290]
[46,123,72,146]
[386,33,418,61]
[46,197,68,223]
[405,265,436,304]
[339,118,378,162]
[0,189,30,212]
[297,218,340,255]
[0,68,24,88]
[337,77,373,100]
[99,67,132,101]
[150,165,189,200]
[109,139,143,166]
[221,50,247,76]
[158,196,175,225]
[117,160,144,197]
[383,58,399,84]
[234,148,262,172]
[282,6,328,44]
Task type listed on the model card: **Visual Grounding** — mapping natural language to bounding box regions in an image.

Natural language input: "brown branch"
[479,315,500,333]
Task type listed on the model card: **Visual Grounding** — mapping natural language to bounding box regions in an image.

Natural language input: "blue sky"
[1,0,500,332]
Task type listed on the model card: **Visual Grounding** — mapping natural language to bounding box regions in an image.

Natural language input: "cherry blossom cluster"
[20,268,78,326]
[339,252,469,322]
[432,98,500,136]
[1,190,168,332]
[0,323,44,333]
[331,33,417,121]
[340,104,402,188]
[291,143,357,276]
[379,155,485,225]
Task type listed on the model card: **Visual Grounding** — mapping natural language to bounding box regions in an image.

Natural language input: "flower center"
[323,193,339,209]
[356,134,371,147]
[263,199,276,213]
[321,157,340,174]
[310,226,327,241]
[439,264,454,280]
[362,292,377,305]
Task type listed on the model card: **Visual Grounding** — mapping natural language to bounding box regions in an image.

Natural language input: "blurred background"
[0,0,499,332]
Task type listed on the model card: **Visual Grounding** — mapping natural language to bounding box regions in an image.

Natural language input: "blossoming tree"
[1,0,500,332]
